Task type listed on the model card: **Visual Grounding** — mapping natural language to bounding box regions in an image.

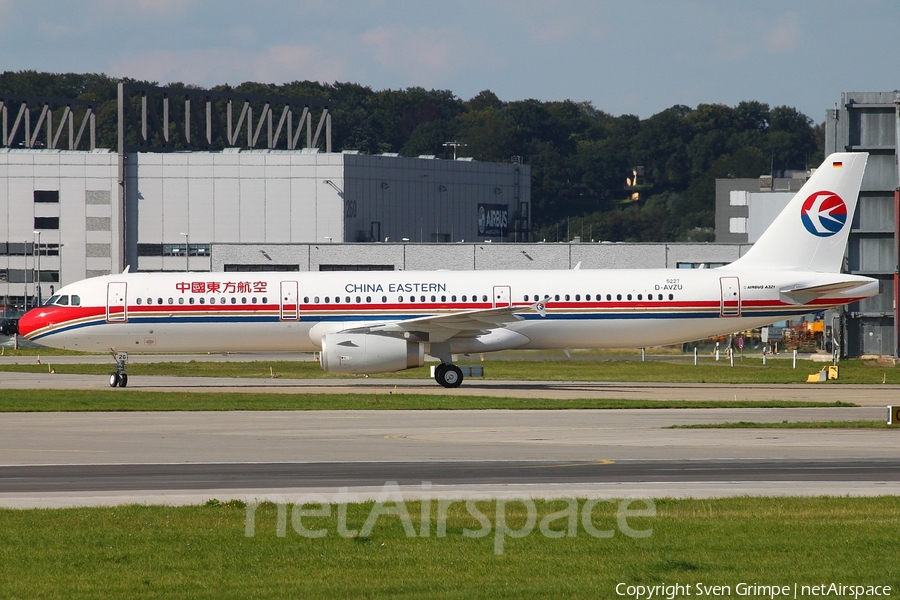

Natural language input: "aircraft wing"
[779,280,873,306]
[341,301,547,342]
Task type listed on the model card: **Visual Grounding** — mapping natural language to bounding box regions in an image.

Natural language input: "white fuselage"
[20,267,877,354]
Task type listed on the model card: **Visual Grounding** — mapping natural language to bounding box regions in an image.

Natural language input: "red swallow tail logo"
[800,191,847,237]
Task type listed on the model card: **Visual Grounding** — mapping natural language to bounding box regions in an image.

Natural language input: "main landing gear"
[434,363,463,388]
[109,351,129,388]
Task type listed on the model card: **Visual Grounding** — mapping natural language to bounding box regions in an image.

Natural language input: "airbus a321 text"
[18,153,878,388]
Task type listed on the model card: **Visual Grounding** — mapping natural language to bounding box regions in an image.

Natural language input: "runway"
[0,407,897,507]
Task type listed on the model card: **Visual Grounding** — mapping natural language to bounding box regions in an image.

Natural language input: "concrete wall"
[0,149,118,308]
[211,241,752,272]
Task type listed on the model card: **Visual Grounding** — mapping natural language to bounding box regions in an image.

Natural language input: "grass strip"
[671,420,891,429]
[3,357,900,384]
[0,497,897,599]
[0,389,856,412]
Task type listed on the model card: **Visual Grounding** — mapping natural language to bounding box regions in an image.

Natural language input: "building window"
[34,217,59,230]
[34,190,59,203]
[224,264,299,272]
[138,244,162,257]
[729,191,749,206]
[728,217,747,234]
[318,264,394,272]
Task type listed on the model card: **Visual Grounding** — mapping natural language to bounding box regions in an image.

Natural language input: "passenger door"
[106,282,128,322]
[280,280,299,321]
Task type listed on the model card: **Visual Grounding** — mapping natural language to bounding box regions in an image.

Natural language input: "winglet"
[533,300,547,317]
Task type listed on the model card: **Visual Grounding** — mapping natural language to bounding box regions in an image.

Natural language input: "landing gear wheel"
[109,351,129,389]
[434,364,448,384]
[436,364,463,388]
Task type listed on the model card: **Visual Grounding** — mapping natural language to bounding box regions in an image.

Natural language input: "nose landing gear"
[109,351,129,388]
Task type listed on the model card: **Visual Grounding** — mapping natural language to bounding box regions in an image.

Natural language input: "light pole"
[58,243,64,288]
[33,230,41,305]
[180,232,189,272]
[442,141,467,160]
[22,240,27,313]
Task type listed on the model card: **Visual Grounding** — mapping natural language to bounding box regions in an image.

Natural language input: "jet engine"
[319,333,424,374]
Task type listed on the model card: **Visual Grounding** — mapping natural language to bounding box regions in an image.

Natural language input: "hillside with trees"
[0,71,823,242]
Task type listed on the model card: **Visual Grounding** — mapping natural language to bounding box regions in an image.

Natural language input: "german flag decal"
[833,161,843,168]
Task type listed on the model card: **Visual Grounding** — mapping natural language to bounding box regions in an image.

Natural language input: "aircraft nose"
[17,307,52,338]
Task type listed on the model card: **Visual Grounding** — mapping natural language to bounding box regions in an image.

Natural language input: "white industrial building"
[127,150,530,272]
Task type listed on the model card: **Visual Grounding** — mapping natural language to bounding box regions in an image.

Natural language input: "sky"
[1,0,898,121]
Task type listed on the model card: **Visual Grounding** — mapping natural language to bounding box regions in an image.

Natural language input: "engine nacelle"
[319,333,424,374]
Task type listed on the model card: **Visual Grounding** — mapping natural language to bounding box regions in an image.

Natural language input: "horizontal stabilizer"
[779,280,872,306]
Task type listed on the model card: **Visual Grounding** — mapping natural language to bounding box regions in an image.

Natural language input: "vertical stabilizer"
[728,152,867,272]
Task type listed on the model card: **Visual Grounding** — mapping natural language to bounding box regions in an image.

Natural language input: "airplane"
[17,152,878,388]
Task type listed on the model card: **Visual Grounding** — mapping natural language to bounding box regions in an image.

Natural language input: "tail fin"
[728,152,867,272]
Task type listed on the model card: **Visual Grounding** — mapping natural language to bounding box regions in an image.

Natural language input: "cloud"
[107,45,348,87]
[766,13,800,53]
[95,0,198,17]
[526,17,581,44]
[360,25,462,83]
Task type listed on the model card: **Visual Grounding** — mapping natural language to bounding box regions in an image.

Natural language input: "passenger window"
[627,294,632,301]
[178,298,184,305]
[658,294,663,301]
[157,298,163,305]
[554,295,560,301]
[242,297,247,304]
[231,297,237,304]
[334,296,340,303]
[252,297,258,304]
[606,294,611,301]
[303,297,309,303]
[263,297,267,303]
[189,298,195,305]
[637,294,642,301]
[585,294,591,301]
[451,295,457,302]
[616,294,622,301]
[345,296,350,303]
[199,297,206,305]
[325,297,330,303]
[431,295,436,302]
[381,296,387,303]
[524,295,529,301]
[136,298,142,305]
[441,295,446,302]
[462,295,467,302]
[668,294,674,300]
[420,295,426,303]
[220,297,226,304]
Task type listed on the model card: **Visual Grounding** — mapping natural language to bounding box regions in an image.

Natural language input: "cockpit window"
[44,295,70,306]
[71,295,81,306]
